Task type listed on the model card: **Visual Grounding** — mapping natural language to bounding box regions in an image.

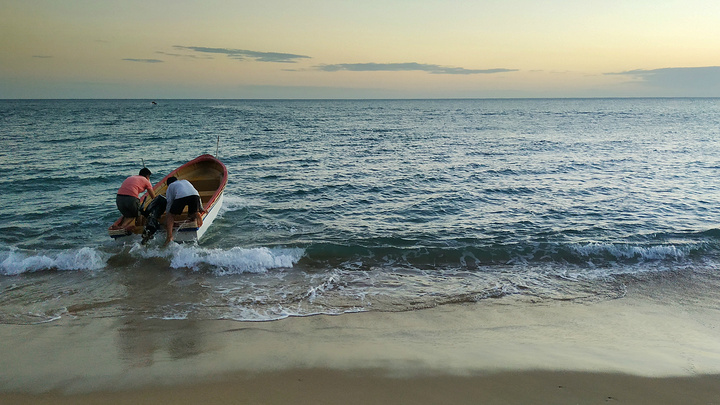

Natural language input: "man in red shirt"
[114,167,156,230]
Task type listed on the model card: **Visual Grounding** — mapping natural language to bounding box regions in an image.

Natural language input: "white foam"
[217,194,256,215]
[304,273,341,302]
[0,247,106,275]
[130,243,304,274]
[572,242,690,261]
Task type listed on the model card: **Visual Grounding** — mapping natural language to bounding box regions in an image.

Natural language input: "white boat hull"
[175,192,224,242]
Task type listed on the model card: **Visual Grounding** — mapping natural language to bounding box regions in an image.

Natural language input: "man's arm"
[142,177,156,199]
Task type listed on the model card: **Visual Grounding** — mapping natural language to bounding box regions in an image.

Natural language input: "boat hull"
[174,191,224,242]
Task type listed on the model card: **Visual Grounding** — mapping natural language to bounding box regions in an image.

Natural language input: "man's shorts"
[169,195,202,216]
[116,195,140,218]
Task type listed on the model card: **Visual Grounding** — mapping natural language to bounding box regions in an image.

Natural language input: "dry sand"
[4,369,720,405]
[2,294,720,404]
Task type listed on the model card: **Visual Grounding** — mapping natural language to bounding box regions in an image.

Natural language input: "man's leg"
[164,213,175,246]
[189,196,204,228]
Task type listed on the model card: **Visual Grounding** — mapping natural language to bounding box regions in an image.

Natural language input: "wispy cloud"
[173,46,311,63]
[32,55,53,59]
[123,58,164,63]
[315,62,517,75]
[606,66,720,95]
[156,51,213,60]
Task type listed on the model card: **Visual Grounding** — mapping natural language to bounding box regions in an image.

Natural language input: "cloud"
[32,55,53,59]
[173,46,311,63]
[606,66,720,95]
[123,58,164,63]
[156,51,213,60]
[315,62,517,75]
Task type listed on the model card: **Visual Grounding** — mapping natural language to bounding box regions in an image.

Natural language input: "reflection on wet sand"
[114,265,209,369]
[117,319,204,368]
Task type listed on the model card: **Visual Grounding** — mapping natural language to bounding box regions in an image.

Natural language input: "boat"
[109,154,228,244]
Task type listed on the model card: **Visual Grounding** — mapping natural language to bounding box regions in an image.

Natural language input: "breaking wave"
[0,247,106,276]
[0,235,713,277]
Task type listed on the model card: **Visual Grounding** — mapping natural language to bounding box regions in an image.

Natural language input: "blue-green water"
[2,98,720,322]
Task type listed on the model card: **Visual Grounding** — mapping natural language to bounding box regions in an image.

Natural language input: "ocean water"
[2,98,720,323]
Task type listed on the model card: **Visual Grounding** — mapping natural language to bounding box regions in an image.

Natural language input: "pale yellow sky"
[2,0,719,98]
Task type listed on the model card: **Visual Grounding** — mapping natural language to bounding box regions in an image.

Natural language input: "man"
[114,167,156,230]
[163,176,205,246]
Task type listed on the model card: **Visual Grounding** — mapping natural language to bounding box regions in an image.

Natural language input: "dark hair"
[167,176,178,186]
[139,167,152,177]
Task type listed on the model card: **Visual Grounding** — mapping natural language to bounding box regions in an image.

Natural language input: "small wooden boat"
[109,154,228,243]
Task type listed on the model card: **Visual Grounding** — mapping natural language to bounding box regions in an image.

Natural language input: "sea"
[2,98,720,324]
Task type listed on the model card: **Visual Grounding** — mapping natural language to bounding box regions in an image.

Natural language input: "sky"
[2,0,720,99]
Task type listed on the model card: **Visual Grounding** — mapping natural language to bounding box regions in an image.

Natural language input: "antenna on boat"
[141,158,146,168]
[215,135,220,158]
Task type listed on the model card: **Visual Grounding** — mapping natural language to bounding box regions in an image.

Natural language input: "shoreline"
[2,293,720,403]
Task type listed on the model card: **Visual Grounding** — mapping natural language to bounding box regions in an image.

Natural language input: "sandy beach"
[3,369,720,405]
[3,290,720,404]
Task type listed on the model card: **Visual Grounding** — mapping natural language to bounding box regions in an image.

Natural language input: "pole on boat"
[215,135,220,158]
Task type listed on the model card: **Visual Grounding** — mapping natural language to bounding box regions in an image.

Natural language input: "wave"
[2,237,717,324]
[570,242,693,262]
[0,247,106,276]
[1,232,715,277]
[300,238,713,270]
[0,243,304,276]
[216,194,254,215]
[129,244,304,274]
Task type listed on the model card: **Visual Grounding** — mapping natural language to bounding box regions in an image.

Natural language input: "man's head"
[139,167,152,177]
[167,176,178,186]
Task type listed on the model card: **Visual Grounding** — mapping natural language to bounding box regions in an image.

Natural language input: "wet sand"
[2,293,720,404]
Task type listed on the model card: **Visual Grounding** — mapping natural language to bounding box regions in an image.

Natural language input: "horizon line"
[3,96,719,101]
